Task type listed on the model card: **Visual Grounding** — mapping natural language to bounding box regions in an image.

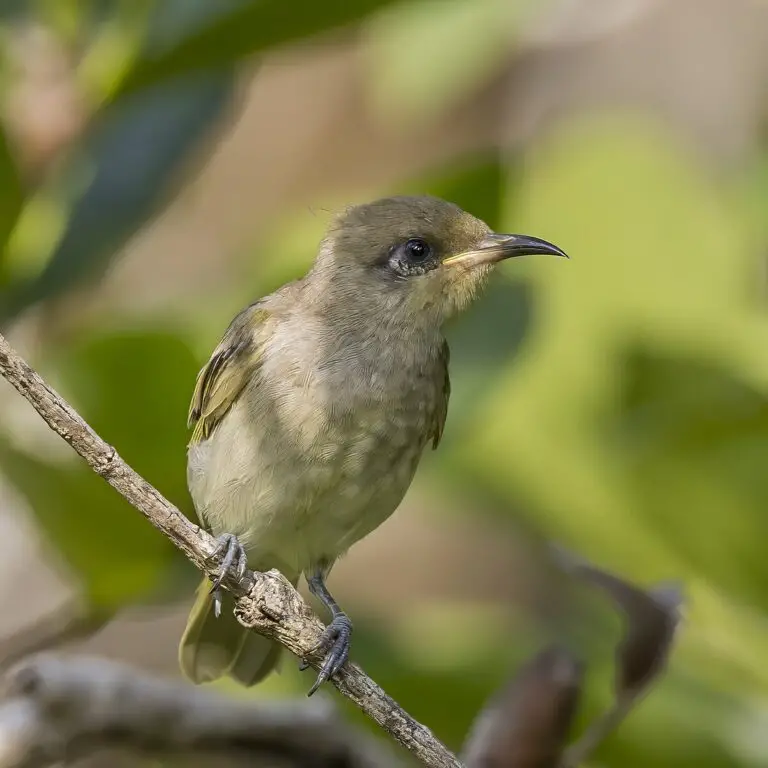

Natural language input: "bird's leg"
[208,533,248,618]
[302,568,353,696]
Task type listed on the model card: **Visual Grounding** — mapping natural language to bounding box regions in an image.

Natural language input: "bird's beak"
[441,233,568,268]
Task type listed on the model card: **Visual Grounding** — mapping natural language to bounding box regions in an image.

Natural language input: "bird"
[178,195,567,694]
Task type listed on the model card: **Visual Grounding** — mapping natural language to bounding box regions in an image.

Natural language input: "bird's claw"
[304,613,352,696]
[208,533,248,618]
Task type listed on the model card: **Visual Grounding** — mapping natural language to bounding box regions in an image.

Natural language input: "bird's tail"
[179,570,298,687]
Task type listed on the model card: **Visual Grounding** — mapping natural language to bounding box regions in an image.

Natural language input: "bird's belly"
[187,399,426,575]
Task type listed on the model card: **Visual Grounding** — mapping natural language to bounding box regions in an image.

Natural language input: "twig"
[0,331,461,768]
[0,653,399,768]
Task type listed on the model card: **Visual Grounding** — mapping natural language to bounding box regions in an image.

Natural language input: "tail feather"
[179,572,297,687]
[228,630,285,686]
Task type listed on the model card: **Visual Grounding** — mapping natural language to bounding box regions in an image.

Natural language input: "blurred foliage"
[1,2,768,768]
[116,0,406,97]
[365,0,533,129]
[0,329,198,610]
[1,0,239,319]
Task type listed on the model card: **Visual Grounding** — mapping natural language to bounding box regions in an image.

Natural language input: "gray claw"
[208,533,248,618]
[305,613,352,696]
[237,551,248,580]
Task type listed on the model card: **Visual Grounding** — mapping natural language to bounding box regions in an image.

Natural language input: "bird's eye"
[404,238,431,263]
[382,236,437,277]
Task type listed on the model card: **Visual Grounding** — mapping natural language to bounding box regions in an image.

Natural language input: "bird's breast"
[188,328,444,571]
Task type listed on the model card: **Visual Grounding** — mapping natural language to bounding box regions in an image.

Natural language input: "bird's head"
[309,195,567,329]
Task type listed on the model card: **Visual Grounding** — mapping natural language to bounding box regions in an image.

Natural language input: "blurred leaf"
[0,125,24,287]
[0,329,199,608]
[1,71,235,321]
[140,0,247,54]
[0,439,178,609]
[610,346,768,610]
[1,0,239,322]
[462,645,583,768]
[414,150,509,231]
[0,1,28,21]
[366,0,529,129]
[115,0,406,97]
[442,277,533,445]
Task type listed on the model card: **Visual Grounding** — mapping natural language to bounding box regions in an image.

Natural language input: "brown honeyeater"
[179,195,567,694]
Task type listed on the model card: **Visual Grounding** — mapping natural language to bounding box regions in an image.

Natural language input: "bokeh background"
[2,0,768,765]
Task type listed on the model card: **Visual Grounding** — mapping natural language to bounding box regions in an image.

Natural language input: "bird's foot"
[303,612,353,696]
[208,533,248,618]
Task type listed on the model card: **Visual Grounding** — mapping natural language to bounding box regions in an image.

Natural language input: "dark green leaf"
[1,69,235,322]
[0,439,178,608]
[608,345,768,610]
[402,150,508,230]
[0,124,24,286]
[115,0,404,97]
[0,1,29,21]
[1,0,241,323]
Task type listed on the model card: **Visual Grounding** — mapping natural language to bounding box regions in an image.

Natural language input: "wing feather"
[188,304,270,444]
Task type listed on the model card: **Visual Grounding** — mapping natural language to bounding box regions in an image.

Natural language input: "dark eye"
[383,236,437,277]
[404,238,431,262]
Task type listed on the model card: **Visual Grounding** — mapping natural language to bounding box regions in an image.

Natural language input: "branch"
[0,332,461,768]
[0,653,399,768]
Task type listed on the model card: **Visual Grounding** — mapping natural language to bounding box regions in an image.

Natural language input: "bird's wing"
[188,303,270,444]
[431,339,451,449]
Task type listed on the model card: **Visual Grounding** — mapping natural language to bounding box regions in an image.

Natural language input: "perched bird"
[179,195,567,694]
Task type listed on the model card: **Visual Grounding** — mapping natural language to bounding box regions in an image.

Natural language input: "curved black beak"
[442,233,568,268]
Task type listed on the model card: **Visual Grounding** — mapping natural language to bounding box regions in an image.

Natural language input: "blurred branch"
[0,601,103,672]
[0,646,593,768]
[0,654,398,768]
[553,547,684,767]
[0,332,462,768]
[553,548,682,695]
[462,646,583,768]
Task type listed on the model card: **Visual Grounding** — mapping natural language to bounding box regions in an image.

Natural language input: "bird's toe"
[305,613,352,696]
[207,533,248,617]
